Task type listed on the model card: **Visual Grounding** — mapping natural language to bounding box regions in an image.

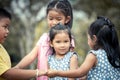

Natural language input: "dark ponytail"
[88,16,120,68]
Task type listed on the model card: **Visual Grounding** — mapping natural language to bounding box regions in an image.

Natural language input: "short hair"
[0,8,11,20]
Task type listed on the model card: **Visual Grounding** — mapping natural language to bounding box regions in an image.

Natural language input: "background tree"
[72,0,120,38]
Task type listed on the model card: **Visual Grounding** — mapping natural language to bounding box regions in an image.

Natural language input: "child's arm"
[14,46,38,69]
[69,53,78,80]
[1,68,47,80]
[47,53,97,78]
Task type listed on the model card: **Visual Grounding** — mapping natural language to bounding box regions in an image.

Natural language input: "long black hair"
[47,0,73,29]
[88,16,120,68]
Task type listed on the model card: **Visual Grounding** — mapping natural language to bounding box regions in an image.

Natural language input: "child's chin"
[0,40,5,44]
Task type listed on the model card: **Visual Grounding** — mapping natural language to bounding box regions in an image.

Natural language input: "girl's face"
[50,32,70,58]
[47,10,70,28]
[0,18,10,44]
[87,34,97,49]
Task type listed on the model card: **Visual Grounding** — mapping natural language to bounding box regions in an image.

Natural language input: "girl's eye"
[57,18,62,21]
[49,18,53,20]
[48,16,53,20]
[56,41,60,43]
[2,25,9,29]
[64,40,69,43]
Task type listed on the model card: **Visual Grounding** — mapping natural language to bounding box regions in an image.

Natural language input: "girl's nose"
[53,20,58,25]
[60,43,65,47]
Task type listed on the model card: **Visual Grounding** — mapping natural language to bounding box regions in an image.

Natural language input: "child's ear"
[93,35,97,42]
[49,41,53,47]
[65,16,71,24]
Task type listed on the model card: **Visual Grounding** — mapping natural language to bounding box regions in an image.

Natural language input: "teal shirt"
[48,51,78,80]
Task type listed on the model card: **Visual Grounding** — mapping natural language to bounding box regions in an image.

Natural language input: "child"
[14,0,75,80]
[0,8,46,80]
[48,23,78,80]
[47,16,120,80]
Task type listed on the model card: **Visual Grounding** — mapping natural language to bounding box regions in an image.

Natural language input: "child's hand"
[46,69,57,77]
[38,70,47,76]
[12,66,20,69]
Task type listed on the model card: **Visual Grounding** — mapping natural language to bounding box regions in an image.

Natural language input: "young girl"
[47,16,120,80]
[48,23,78,80]
[14,0,75,80]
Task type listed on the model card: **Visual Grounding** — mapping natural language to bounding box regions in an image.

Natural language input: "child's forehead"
[48,9,65,15]
[0,17,10,20]
[55,31,69,35]
[0,16,10,20]
[55,32,69,37]
[0,18,11,25]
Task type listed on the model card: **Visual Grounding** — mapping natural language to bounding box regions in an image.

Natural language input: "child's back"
[88,49,120,79]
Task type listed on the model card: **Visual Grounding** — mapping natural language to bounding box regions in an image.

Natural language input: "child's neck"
[55,54,65,59]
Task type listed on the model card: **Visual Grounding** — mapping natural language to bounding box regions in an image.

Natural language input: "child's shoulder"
[68,51,78,55]
[66,51,78,59]
[42,32,49,36]
[36,33,49,45]
[39,33,49,39]
[88,49,105,55]
[0,44,3,48]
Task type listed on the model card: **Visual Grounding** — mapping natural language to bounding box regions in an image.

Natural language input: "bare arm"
[69,54,78,80]
[15,46,39,69]
[48,53,97,78]
[1,68,47,80]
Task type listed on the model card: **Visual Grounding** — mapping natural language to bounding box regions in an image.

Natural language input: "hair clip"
[97,16,114,28]
[104,17,110,24]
